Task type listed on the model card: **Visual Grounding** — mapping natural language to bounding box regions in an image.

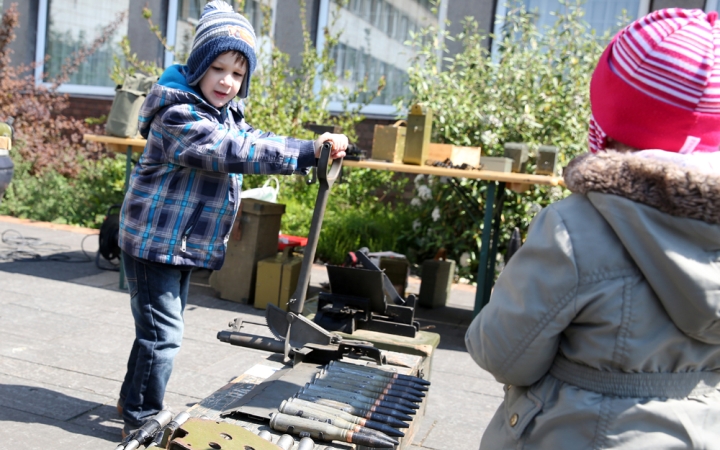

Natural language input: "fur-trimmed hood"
[563,151,720,344]
[564,151,720,224]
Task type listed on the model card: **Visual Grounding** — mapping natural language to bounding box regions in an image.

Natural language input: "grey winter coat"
[465,151,720,449]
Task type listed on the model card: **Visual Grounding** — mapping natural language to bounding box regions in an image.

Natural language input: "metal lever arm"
[288,141,342,314]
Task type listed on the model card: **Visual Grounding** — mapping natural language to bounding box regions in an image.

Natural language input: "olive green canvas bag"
[105,73,158,138]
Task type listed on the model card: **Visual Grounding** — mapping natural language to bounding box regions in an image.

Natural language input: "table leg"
[483,182,506,306]
[473,181,506,317]
[118,145,132,291]
[473,182,495,317]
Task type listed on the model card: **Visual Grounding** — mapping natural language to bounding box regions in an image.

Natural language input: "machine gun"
[217,142,389,365]
[316,249,420,338]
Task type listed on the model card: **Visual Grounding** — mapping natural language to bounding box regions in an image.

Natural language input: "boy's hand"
[314,133,348,160]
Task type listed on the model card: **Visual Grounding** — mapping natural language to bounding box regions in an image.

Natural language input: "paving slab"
[0,216,504,450]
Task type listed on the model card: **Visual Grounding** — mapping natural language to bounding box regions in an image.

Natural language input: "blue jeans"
[119,251,192,428]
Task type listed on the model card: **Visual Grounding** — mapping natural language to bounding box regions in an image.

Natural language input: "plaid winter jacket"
[118,64,316,270]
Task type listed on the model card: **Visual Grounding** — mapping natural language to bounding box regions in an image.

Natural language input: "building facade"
[2,0,715,137]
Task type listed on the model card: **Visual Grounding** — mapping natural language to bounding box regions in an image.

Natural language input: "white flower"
[414,174,425,185]
[550,186,564,201]
[527,203,542,215]
[431,206,441,222]
[410,197,422,207]
[459,251,471,267]
[481,130,499,147]
[412,219,421,231]
[573,94,584,107]
[417,185,432,200]
[487,115,502,128]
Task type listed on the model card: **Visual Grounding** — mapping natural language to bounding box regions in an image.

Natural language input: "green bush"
[244,166,410,264]
[396,0,623,281]
[2,0,628,283]
[0,151,126,227]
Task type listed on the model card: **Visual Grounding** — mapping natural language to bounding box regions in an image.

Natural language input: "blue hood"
[138,64,244,139]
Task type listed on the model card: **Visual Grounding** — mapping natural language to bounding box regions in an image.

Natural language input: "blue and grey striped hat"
[185,0,257,98]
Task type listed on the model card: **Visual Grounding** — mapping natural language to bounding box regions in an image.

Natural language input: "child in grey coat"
[466,8,720,449]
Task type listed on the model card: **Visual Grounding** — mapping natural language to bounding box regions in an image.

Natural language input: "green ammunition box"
[480,156,514,173]
[503,142,529,173]
[403,104,433,166]
[379,256,410,298]
[537,145,559,176]
[209,199,286,304]
[372,120,406,163]
[419,259,456,308]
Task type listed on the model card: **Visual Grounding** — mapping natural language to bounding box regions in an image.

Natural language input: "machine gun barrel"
[216,330,285,353]
[122,410,173,450]
[146,411,189,448]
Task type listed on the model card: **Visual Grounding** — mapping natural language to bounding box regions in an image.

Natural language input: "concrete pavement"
[0,215,503,450]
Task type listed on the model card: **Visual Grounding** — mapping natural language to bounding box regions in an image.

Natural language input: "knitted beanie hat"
[185,0,257,98]
[589,8,720,154]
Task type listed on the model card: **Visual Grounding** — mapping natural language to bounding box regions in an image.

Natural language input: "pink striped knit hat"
[589,9,720,154]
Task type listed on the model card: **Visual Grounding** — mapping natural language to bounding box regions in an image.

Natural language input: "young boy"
[117,0,347,436]
[466,8,720,449]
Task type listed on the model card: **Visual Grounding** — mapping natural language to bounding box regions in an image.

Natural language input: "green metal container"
[419,259,455,308]
[403,104,433,166]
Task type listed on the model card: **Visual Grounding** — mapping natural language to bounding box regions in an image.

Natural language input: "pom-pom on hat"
[185,0,257,98]
[589,8,720,154]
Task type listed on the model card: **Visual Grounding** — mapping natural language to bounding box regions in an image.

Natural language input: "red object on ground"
[278,234,308,251]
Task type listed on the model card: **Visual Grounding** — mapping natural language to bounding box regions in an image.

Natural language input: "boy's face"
[199,52,247,108]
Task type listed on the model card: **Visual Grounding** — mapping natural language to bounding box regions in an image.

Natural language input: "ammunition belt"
[549,354,720,398]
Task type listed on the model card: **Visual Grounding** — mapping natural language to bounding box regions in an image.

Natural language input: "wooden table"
[83,134,146,289]
[343,160,563,317]
[83,134,146,188]
[82,133,564,314]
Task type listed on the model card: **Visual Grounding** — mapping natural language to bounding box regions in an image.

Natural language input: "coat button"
[510,413,519,427]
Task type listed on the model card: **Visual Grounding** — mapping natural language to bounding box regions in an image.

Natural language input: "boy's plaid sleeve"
[152,103,315,174]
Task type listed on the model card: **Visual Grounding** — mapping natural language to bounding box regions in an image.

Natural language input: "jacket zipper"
[181,200,206,253]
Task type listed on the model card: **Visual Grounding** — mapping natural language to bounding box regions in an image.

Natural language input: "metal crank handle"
[288,141,343,314]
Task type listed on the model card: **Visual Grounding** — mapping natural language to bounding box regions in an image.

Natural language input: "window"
[517,0,642,36]
[492,0,650,60]
[168,0,275,67]
[36,0,129,96]
[323,0,446,117]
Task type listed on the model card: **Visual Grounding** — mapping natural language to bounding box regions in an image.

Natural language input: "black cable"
[0,228,119,271]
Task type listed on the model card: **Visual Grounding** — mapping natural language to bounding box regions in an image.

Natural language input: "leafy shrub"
[0,3,128,224]
[0,4,126,176]
[397,0,620,281]
[263,166,410,263]
[1,151,126,227]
